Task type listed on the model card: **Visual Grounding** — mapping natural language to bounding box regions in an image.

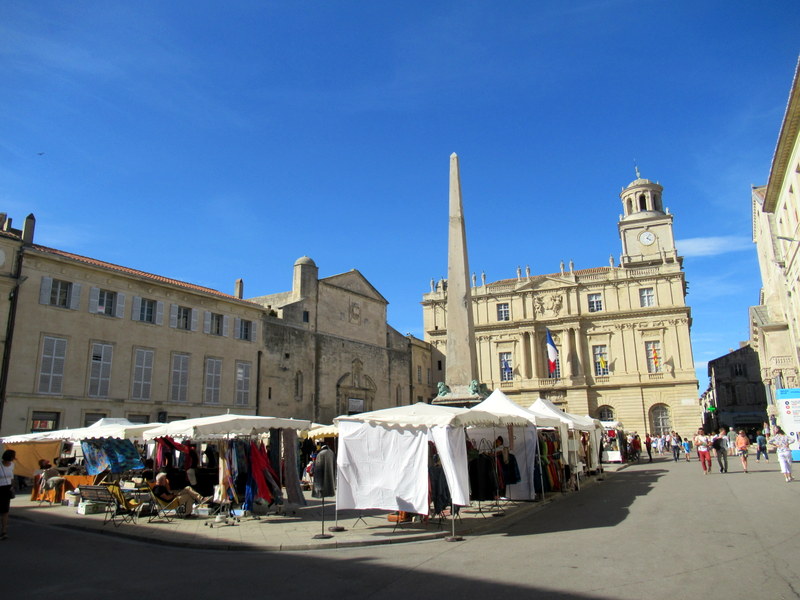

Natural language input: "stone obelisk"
[433,153,485,406]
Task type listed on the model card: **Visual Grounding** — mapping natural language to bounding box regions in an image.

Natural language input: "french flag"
[546,329,558,374]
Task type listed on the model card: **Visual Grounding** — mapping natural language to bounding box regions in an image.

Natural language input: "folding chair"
[147,486,186,523]
[104,483,145,527]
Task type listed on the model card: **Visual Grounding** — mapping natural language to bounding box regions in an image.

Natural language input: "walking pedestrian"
[645,433,653,463]
[1,449,17,540]
[713,427,729,473]
[694,429,712,475]
[669,431,681,462]
[681,436,692,461]
[769,427,794,483]
[736,430,750,473]
[755,432,769,462]
[727,427,737,456]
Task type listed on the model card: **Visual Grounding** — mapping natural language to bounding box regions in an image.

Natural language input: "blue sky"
[2,1,799,391]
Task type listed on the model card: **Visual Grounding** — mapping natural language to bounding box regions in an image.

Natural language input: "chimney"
[22,213,36,244]
[234,278,244,299]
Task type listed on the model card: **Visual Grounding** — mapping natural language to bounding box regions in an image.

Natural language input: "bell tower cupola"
[617,169,679,267]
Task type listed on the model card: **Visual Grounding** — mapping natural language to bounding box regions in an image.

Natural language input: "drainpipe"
[0,230,30,430]
[255,350,262,415]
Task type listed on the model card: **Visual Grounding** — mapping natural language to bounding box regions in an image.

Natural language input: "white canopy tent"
[308,424,338,440]
[529,399,603,471]
[143,414,311,441]
[335,403,528,515]
[470,389,565,500]
[1,418,161,444]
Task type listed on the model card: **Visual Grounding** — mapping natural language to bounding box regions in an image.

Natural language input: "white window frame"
[132,297,164,325]
[132,348,154,401]
[204,357,222,404]
[235,361,251,406]
[499,352,513,382]
[88,342,113,398]
[234,318,255,341]
[39,277,81,310]
[639,287,655,308]
[645,340,662,373]
[170,353,190,403]
[39,336,67,394]
[592,344,609,376]
[497,303,510,321]
[204,312,228,336]
[588,293,603,313]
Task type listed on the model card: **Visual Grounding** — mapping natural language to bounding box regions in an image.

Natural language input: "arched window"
[649,404,671,435]
[627,199,633,215]
[598,406,614,421]
[639,193,647,211]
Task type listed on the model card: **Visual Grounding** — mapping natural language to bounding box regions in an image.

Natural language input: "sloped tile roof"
[30,244,263,307]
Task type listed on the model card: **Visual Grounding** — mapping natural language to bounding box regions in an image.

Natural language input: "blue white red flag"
[546,329,558,374]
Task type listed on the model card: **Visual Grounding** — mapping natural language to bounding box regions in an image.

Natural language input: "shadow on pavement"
[498,466,667,536]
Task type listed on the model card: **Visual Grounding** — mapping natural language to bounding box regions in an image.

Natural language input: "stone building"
[750,58,800,427]
[701,344,767,432]
[422,174,701,436]
[0,216,434,436]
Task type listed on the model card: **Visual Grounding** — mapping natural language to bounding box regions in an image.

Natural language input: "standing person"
[670,432,682,462]
[694,429,712,475]
[0,449,17,540]
[727,427,737,456]
[682,435,692,461]
[736,430,750,473]
[645,433,653,463]
[713,428,729,473]
[755,431,769,463]
[769,427,794,483]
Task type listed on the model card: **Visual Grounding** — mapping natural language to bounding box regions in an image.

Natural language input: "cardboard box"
[62,495,80,507]
[77,501,105,515]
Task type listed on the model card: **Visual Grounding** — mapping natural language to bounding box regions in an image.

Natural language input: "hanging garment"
[282,429,307,506]
[429,464,451,515]
[503,452,521,486]
[313,447,336,498]
[468,453,497,501]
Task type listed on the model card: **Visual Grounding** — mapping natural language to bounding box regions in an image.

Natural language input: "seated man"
[152,473,210,518]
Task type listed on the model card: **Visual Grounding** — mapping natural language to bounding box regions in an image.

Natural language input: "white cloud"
[677,236,752,257]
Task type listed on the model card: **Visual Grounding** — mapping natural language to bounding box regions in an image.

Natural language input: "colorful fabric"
[81,438,144,474]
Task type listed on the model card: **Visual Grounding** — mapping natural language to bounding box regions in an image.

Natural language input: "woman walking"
[736,430,750,473]
[769,427,794,482]
[694,429,712,474]
[0,449,16,540]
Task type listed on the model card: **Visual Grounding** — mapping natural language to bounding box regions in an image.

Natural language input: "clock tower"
[618,170,679,267]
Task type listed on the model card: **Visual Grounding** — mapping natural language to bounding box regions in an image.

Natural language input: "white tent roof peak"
[143,414,311,440]
[473,389,562,428]
[335,402,528,428]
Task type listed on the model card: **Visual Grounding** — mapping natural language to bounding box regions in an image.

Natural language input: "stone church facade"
[422,175,701,436]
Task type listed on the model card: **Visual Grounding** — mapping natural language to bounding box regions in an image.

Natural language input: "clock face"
[639,231,656,246]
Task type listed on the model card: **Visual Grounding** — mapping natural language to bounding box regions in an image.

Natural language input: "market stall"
[600,421,626,463]
[143,414,312,515]
[470,389,563,500]
[528,399,604,475]
[334,403,528,517]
